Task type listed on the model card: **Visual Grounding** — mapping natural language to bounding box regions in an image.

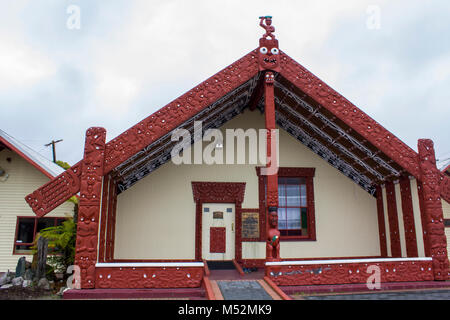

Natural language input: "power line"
[44,139,63,163]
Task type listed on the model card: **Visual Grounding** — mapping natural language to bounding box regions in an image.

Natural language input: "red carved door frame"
[191,182,246,262]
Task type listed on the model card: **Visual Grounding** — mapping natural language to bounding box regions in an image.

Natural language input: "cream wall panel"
[442,199,450,219]
[114,110,263,260]
[115,111,380,260]
[0,150,74,272]
[443,200,450,260]
[242,242,266,259]
[394,183,407,257]
[410,179,425,257]
[382,186,392,257]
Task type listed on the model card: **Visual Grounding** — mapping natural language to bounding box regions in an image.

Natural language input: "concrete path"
[217,280,273,300]
[300,289,450,300]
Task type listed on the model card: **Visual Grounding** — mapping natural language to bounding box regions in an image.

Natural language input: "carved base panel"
[266,259,434,286]
[95,267,204,289]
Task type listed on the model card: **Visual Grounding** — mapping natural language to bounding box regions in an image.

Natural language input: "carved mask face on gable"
[258,38,280,72]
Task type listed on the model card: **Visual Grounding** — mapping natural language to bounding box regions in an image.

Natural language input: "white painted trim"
[95,262,204,268]
[265,257,432,266]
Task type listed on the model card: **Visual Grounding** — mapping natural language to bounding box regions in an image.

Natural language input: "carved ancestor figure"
[258,16,280,72]
[266,208,281,261]
[259,16,275,39]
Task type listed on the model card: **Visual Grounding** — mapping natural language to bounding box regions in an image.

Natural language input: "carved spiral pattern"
[95,267,203,289]
[267,260,434,286]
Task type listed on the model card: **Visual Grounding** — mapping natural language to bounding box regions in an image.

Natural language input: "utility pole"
[44,139,63,163]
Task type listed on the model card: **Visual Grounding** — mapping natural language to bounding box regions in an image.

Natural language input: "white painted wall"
[442,199,450,259]
[380,179,427,258]
[411,179,425,257]
[114,111,381,260]
[0,150,74,272]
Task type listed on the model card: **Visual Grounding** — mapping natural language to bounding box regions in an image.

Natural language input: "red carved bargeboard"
[266,260,434,286]
[210,227,226,253]
[417,139,450,280]
[95,267,204,289]
[75,127,107,289]
[25,48,450,217]
[25,161,82,218]
[279,51,421,179]
[25,51,258,217]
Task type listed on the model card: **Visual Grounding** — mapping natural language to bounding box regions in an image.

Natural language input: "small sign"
[242,212,259,239]
[213,211,223,219]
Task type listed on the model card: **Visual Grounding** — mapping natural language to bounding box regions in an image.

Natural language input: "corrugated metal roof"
[0,129,65,178]
[437,158,450,172]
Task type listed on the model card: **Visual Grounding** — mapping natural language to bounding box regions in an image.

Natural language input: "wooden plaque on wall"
[242,212,260,239]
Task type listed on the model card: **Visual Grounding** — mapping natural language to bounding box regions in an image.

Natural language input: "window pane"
[300,185,307,206]
[286,208,301,230]
[286,184,300,206]
[277,207,287,229]
[285,177,300,185]
[16,218,35,244]
[37,218,55,233]
[278,183,286,206]
[301,208,308,236]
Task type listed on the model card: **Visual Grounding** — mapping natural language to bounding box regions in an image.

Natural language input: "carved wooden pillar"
[264,71,278,210]
[105,179,117,262]
[399,176,418,257]
[375,186,388,257]
[97,175,110,263]
[257,17,280,261]
[385,181,402,257]
[417,139,449,280]
[74,127,106,288]
[264,72,280,261]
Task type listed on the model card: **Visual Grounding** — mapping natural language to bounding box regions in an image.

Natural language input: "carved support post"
[417,139,449,280]
[264,71,278,209]
[264,71,280,261]
[375,186,388,257]
[399,176,418,257]
[105,179,117,262]
[385,181,402,257]
[75,127,106,288]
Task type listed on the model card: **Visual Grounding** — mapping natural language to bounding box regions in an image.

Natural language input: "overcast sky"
[1,0,449,168]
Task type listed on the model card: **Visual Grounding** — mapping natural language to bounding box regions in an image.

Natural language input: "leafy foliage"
[33,219,77,273]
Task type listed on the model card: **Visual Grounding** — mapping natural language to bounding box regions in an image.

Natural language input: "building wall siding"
[443,199,450,259]
[0,150,74,272]
[114,111,380,260]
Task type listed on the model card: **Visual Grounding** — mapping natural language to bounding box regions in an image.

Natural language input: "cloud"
[0,37,56,90]
[0,0,448,165]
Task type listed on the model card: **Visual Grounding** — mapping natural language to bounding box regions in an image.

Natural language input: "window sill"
[280,236,316,241]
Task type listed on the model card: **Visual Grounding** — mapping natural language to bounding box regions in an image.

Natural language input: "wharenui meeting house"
[25,17,450,291]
